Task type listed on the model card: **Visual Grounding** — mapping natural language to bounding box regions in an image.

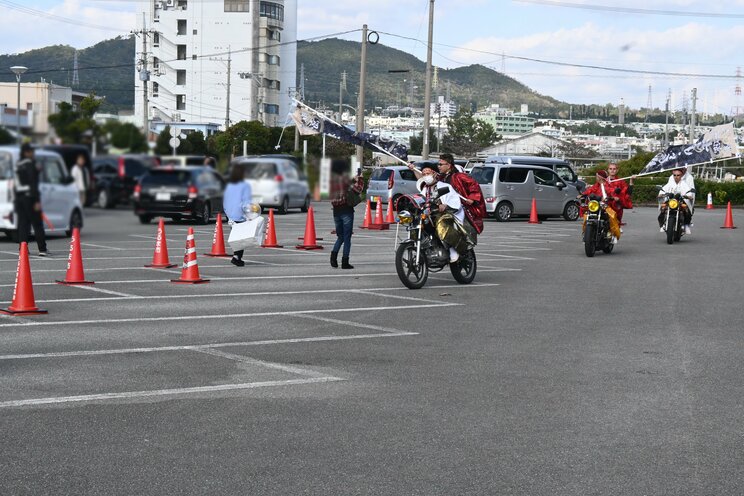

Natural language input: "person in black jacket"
[14,143,48,256]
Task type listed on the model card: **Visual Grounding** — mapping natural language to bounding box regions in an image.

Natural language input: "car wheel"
[278,196,289,215]
[563,201,580,221]
[199,203,211,225]
[301,195,310,213]
[97,189,113,209]
[66,209,83,237]
[495,201,513,222]
[139,214,152,224]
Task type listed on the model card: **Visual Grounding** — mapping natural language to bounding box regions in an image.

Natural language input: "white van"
[0,146,83,241]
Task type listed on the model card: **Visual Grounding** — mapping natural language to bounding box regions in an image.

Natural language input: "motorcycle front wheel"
[450,250,477,284]
[666,213,675,245]
[395,243,429,289]
[584,223,597,257]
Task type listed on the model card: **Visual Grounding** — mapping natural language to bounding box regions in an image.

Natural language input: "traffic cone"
[0,242,47,316]
[145,218,177,268]
[721,201,737,229]
[528,198,541,224]
[296,206,324,250]
[385,197,396,224]
[261,209,284,248]
[56,227,93,285]
[360,199,372,229]
[706,192,714,210]
[204,213,230,257]
[368,198,390,230]
[171,228,210,283]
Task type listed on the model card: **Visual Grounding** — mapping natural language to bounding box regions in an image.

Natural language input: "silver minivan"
[0,146,84,240]
[470,163,581,222]
[366,164,427,209]
[484,155,586,191]
[231,157,310,214]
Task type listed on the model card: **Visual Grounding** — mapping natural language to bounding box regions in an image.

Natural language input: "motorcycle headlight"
[398,210,413,224]
[588,200,600,213]
[668,199,679,209]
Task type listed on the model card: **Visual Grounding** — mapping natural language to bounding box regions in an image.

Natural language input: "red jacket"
[443,171,486,233]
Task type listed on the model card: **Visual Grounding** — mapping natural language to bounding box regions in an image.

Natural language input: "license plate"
[155,192,171,201]
[371,196,380,203]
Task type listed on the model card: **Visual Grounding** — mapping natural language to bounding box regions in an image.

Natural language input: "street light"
[10,66,28,144]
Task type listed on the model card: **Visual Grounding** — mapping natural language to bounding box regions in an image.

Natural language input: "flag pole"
[610,155,740,183]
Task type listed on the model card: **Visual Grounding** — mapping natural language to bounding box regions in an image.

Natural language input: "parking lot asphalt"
[1,204,743,495]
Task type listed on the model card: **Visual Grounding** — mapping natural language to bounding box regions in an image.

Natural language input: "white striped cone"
[171,227,209,284]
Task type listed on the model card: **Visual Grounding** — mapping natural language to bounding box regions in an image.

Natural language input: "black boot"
[330,251,338,268]
[341,257,354,269]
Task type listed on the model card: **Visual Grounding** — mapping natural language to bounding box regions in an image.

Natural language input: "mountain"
[0,36,569,116]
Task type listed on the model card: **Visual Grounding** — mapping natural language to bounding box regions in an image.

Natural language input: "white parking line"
[0,377,345,408]
[69,285,138,298]
[194,348,330,378]
[0,302,462,328]
[81,243,125,251]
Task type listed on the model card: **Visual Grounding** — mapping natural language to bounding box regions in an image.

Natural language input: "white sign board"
[319,158,331,196]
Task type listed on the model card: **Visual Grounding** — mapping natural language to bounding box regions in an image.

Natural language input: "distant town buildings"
[134,0,297,132]
[474,104,535,137]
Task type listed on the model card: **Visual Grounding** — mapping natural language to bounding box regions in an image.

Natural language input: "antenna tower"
[731,67,743,119]
[645,85,652,122]
[72,50,79,87]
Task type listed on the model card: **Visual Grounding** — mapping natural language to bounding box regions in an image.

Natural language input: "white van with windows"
[0,146,83,241]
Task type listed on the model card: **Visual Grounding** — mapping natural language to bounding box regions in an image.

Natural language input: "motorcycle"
[394,187,477,290]
[657,186,694,245]
[579,194,615,257]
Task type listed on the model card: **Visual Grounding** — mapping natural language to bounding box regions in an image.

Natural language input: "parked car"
[469,163,581,222]
[230,157,310,214]
[133,166,225,224]
[484,155,586,191]
[365,164,422,210]
[0,145,83,240]
[159,155,207,167]
[37,144,96,206]
[92,154,159,208]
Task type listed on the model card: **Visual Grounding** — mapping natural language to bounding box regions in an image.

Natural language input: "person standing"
[71,154,87,206]
[330,159,364,269]
[223,162,252,267]
[606,162,634,226]
[13,143,48,256]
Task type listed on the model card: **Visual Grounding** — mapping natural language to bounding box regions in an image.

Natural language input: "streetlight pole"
[355,25,368,168]
[10,66,28,144]
[422,0,435,159]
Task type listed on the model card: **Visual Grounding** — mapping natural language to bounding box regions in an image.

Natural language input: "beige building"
[0,82,83,142]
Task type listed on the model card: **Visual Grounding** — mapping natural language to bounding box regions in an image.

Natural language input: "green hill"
[0,35,569,116]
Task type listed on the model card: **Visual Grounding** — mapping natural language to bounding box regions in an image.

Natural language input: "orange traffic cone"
[360,199,372,229]
[296,206,324,250]
[528,198,541,224]
[369,198,390,230]
[385,197,396,224]
[145,218,177,268]
[56,227,93,285]
[262,209,284,248]
[1,242,47,315]
[204,213,230,257]
[171,228,210,283]
[721,201,737,229]
[706,192,714,210]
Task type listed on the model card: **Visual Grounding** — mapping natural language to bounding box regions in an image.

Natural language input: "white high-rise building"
[134,0,297,132]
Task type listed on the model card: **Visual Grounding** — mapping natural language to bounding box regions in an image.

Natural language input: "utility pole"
[338,71,346,123]
[689,88,697,143]
[664,89,671,147]
[355,25,368,167]
[134,12,151,136]
[422,0,435,159]
[294,63,305,152]
[225,46,231,129]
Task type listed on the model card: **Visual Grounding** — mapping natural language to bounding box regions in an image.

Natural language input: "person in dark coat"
[13,143,48,256]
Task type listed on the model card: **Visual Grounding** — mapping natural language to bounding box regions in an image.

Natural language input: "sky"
[2,0,744,115]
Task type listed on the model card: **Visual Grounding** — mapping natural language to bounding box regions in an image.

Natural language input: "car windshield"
[470,167,495,184]
[141,170,193,186]
[0,151,12,179]
[243,162,278,179]
[370,168,392,181]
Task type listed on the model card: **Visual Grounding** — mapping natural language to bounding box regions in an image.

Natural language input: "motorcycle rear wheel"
[395,243,429,290]
[584,223,597,257]
[450,250,477,284]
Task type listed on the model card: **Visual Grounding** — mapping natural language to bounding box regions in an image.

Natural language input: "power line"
[0,0,128,31]
[514,0,744,19]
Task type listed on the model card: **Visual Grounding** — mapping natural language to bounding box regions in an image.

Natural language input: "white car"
[0,146,84,241]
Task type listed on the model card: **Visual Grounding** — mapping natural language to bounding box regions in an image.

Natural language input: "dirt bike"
[657,187,694,245]
[394,188,477,290]
[579,194,615,257]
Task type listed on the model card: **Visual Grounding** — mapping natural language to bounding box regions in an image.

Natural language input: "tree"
[409,128,439,155]
[105,121,147,153]
[0,127,13,145]
[213,120,272,157]
[155,126,173,156]
[47,94,102,144]
[441,110,501,156]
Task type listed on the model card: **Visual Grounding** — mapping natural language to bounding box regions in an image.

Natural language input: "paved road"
[0,204,742,495]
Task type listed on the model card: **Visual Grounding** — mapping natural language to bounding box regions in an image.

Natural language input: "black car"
[93,154,159,208]
[133,166,225,225]
[37,144,96,206]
